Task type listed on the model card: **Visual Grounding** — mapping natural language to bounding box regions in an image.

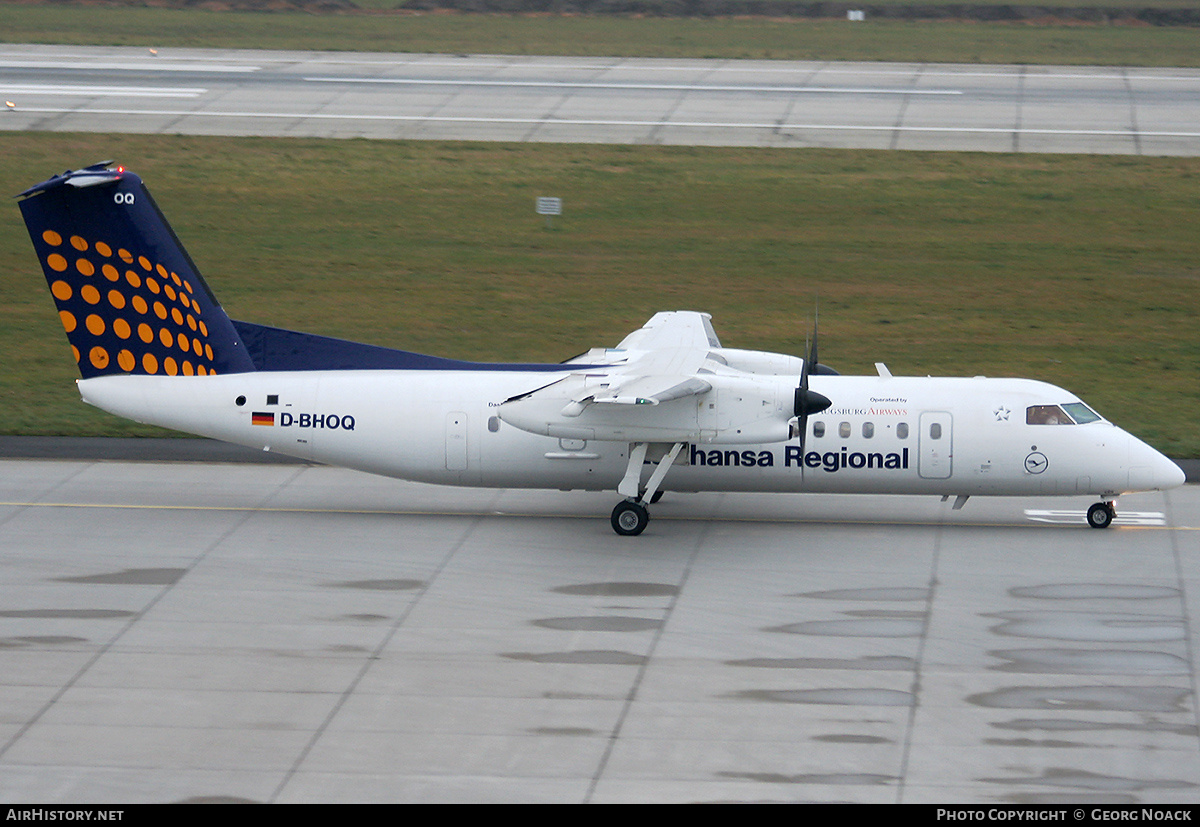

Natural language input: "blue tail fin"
[18,162,257,378]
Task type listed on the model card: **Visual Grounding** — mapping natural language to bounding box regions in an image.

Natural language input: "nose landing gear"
[1087,501,1116,529]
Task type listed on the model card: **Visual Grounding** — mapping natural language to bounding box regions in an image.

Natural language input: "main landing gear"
[1087,501,1116,529]
[612,499,650,536]
[610,442,684,536]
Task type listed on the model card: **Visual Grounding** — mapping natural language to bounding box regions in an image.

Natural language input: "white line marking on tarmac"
[0,85,207,98]
[0,59,257,72]
[303,76,964,95]
[1025,509,1168,526]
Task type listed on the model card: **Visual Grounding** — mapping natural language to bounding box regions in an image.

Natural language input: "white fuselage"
[77,369,1184,501]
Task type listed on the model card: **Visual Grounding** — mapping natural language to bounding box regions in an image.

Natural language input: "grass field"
[3,133,1197,455]
[2,5,1200,67]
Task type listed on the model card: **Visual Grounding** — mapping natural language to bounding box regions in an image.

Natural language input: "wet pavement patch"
[55,568,186,585]
[986,610,1183,643]
[968,685,1189,713]
[732,688,914,706]
[0,635,89,648]
[329,579,424,591]
[980,767,1197,793]
[728,655,915,670]
[989,647,1188,675]
[719,771,895,785]
[553,582,678,597]
[768,618,924,637]
[797,587,931,602]
[1011,584,1180,601]
[533,616,661,632]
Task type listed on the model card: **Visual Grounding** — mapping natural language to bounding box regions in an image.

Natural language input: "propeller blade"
[792,307,831,449]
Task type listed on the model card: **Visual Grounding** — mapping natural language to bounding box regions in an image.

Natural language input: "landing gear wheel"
[611,500,650,536]
[1087,501,1115,529]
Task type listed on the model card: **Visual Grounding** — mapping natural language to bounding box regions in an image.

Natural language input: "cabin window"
[897,422,909,440]
[488,416,501,433]
[863,422,875,438]
[1027,404,1071,425]
[812,421,826,438]
[839,421,851,438]
[930,422,942,439]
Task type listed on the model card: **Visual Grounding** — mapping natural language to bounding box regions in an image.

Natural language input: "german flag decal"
[251,411,275,426]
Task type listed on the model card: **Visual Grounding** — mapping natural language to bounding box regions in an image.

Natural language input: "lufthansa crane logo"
[1024,451,1049,474]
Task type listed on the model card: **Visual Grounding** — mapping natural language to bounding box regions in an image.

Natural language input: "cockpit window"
[1027,404,1070,425]
[1062,402,1101,424]
[1026,403,1102,425]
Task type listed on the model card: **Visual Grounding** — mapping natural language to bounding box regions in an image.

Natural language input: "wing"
[613,311,721,352]
[499,312,792,445]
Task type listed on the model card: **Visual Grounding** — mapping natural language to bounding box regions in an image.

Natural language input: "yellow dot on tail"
[95,242,113,258]
[142,352,158,374]
[89,346,109,369]
[164,357,178,376]
[113,318,131,339]
[43,230,63,246]
[51,280,72,301]
[86,314,105,336]
[138,323,153,343]
[70,236,88,252]
[47,254,68,272]
[117,350,135,372]
[76,259,95,277]
[80,285,100,305]
[59,310,77,333]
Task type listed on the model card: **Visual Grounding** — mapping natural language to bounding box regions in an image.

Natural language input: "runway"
[2,44,1200,154]
[0,453,1196,803]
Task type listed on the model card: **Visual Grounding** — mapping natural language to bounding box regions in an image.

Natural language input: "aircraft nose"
[1160,455,1187,489]
[1127,434,1187,492]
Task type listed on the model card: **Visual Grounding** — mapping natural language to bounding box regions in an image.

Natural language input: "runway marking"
[0,84,207,98]
[2,500,1193,530]
[1024,509,1168,526]
[0,59,257,73]
[9,105,1200,140]
[303,76,964,95]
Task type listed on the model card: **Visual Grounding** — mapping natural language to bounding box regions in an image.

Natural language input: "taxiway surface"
[3,44,1200,154]
[0,456,1196,803]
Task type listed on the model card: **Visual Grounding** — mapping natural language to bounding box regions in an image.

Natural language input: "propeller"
[791,314,832,450]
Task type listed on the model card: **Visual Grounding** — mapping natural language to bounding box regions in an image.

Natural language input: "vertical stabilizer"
[18,162,256,378]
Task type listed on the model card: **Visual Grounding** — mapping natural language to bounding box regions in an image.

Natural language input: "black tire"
[611,500,650,536]
[1087,502,1114,529]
